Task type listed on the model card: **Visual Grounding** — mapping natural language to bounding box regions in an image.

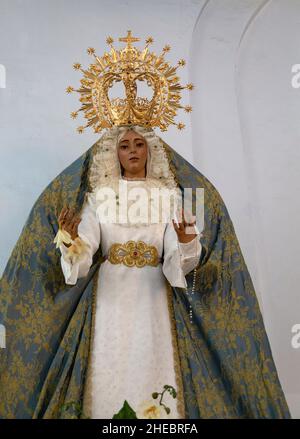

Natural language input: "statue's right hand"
[58,206,82,244]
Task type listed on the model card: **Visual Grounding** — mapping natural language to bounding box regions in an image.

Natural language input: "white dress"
[59,179,202,419]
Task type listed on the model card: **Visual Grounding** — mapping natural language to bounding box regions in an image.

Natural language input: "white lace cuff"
[54,228,91,264]
[178,234,202,258]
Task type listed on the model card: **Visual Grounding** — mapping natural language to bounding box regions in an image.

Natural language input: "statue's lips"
[129,157,139,161]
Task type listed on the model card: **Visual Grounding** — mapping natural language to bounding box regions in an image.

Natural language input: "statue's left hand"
[172,208,197,243]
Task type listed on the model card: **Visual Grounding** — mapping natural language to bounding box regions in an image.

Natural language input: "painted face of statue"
[117,129,148,178]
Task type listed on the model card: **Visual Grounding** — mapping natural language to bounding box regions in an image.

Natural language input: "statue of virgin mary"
[0,31,291,419]
[58,124,202,420]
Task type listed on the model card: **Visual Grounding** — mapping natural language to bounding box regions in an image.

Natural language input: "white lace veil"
[88,125,179,192]
[87,125,182,226]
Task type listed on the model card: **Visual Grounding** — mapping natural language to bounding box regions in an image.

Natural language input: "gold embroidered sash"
[106,240,161,267]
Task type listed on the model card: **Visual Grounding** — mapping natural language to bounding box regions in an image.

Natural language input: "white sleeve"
[59,192,100,285]
[162,221,202,288]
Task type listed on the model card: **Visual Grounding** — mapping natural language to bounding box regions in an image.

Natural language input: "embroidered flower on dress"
[136,400,170,419]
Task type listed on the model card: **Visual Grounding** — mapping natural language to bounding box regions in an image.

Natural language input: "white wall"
[190,0,300,417]
[0,0,299,418]
[0,0,201,274]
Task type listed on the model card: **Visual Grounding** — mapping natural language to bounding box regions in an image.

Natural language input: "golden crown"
[66,30,194,134]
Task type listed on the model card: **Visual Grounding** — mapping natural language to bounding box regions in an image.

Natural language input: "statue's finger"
[72,215,81,228]
[58,207,67,221]
[65,208,75,224]
[70,222,76,235]
[62,208,70,222]
[178,219,185,231]
[172,219,179,232]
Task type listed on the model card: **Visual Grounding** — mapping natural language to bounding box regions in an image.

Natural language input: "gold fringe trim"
[165,280,186,419]
[82,264,101,418]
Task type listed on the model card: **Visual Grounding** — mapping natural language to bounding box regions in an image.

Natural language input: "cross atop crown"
[119,30,140,47]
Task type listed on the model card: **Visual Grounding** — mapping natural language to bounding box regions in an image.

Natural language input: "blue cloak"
[0,138,291,419]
